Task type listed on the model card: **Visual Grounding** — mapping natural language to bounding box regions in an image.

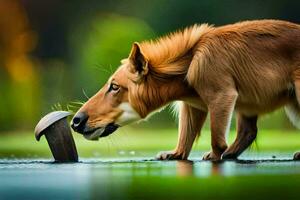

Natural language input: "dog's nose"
[71,112,88,133]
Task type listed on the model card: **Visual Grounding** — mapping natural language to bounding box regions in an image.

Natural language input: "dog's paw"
[156,151,185,160]
[221,151,238,160]
[293,152,300,160]
[202,151,221,161]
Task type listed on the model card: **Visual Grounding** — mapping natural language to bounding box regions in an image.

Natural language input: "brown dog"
[71,20,300,161]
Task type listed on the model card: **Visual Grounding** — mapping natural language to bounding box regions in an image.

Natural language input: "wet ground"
[1,152,300,200]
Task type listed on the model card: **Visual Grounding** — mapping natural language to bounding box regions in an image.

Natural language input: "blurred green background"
[0,0,300,153]
[2,2,300,199]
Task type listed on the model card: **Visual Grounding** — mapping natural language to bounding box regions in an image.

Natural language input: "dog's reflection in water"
[176,160,223,177]
[176,160,194,176]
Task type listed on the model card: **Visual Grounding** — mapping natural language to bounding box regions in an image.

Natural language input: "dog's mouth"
[83,123,119,140]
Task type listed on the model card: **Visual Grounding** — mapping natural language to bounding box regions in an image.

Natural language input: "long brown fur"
[74,19,300,160]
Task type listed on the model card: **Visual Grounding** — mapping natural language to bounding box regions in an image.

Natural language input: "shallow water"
[1,152,300,200]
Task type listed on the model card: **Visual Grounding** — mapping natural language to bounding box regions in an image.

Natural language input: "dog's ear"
[128,42,149,77]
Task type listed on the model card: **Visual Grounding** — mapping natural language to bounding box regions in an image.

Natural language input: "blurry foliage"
[0,0,299,131]
[69,14,155,95]
[0,0,40,130]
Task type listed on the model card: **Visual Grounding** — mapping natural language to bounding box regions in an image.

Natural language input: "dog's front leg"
[203,90,238,161]
[156,102,207,160]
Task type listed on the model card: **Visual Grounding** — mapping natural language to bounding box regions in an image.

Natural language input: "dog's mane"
[140,24,213,75]
[129,25,214,117]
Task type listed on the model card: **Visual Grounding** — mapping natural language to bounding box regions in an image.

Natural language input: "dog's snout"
[71,112,88,133]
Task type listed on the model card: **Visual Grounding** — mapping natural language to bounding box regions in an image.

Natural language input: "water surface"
[0,152,299,200]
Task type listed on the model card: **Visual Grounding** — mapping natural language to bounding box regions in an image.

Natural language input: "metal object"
[35,111,78,162]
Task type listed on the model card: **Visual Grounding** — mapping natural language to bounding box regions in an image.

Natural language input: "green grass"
[124,175,300,200]
[0,128,299,158]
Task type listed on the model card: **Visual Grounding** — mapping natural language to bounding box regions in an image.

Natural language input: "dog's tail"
[285,100,300,129]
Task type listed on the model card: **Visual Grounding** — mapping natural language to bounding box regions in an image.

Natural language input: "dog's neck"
[130,54,198,118]
[130,75,195,118]
[130,24,213,117]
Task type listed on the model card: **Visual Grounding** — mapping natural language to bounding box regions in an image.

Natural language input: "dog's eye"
[109,83,120,92]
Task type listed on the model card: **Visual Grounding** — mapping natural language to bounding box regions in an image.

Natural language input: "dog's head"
[71,26,205,140]
[71,43,157,140]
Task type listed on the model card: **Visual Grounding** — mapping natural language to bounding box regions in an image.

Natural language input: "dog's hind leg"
[289,71,300,160]
[222,114,258,160]
[156,102,207,160]
[285,69,300,160]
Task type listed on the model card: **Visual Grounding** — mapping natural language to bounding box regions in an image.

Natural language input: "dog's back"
[188,20,300,116]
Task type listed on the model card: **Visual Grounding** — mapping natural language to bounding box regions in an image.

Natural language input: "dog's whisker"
[109,64,114,74]
[82,88,90,100]
[93,64,111,75]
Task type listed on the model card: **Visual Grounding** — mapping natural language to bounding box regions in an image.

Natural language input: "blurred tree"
[69,14,155,96]
[0,0,40,130]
